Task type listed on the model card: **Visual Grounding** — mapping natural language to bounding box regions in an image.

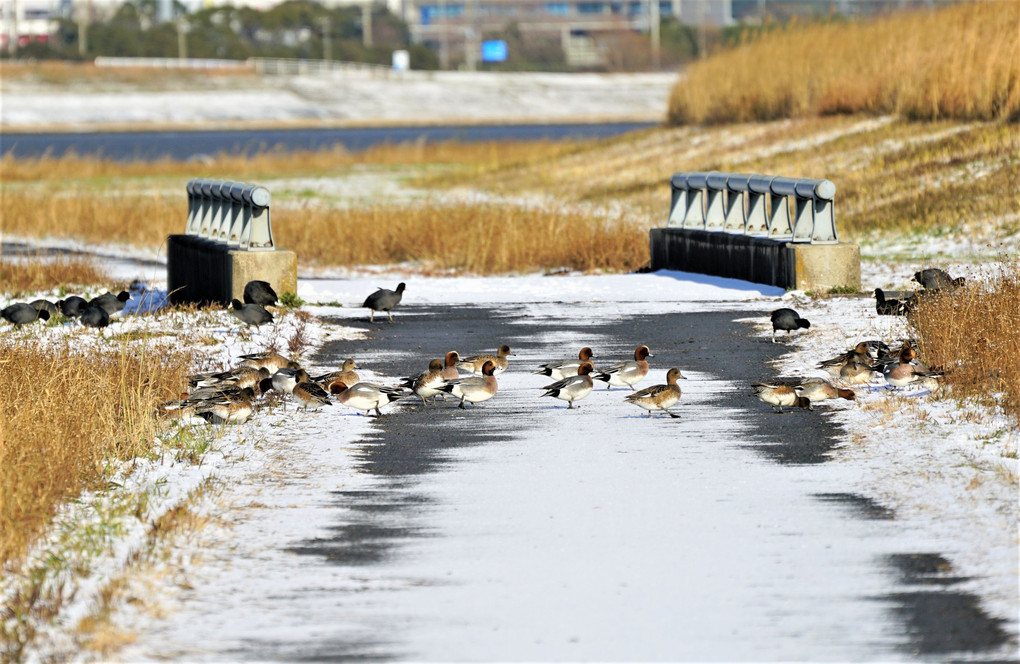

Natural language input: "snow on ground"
[1,245,1017,660]
[0,71,678,129]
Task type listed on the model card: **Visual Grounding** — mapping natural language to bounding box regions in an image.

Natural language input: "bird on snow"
[243,280,279,307]
[769,308,810,343]
[1,302,50,326]
[593,345,652,391]
[624,367,687,418]
[362,282,405,323]
[229,299,274,328]
[541,361,595,409]
[89,290,131,315]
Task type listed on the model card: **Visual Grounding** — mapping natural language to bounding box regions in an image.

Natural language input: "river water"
[0,122,655,162]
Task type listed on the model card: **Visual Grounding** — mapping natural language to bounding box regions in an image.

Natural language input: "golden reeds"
[0,254,110,296]
[668,2,1020,124]
[910,261,1020,421]
[0,339,194,566]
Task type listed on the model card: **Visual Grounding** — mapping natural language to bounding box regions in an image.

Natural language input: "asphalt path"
[283,302,1012,661]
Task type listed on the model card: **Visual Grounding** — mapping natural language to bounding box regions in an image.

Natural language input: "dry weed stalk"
[0,338,194,566]
[668,2,1020,124]
[910,261,1020,421]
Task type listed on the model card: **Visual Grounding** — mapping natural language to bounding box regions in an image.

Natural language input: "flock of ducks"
[754,268,958,413]
[158,339,691,425]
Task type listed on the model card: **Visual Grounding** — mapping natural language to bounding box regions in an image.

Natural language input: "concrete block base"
[167,235,298,305]
[649,228,860,292]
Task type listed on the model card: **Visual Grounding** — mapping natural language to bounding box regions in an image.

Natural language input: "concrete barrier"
[168,178,297,305]
[651,171,859,291]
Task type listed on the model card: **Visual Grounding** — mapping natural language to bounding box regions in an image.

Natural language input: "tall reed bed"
[280,202,648,273]
[0,339,193,566]
[668,2,1020,124]
[1,189,648,274]
[910,261,1020,422]
[0,255,109,296]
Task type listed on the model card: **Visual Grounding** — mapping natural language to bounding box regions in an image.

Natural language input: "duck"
[752,382,813,413]
[794,378,856,403]
[330,380,409,416]
[458,345,513,375]
[817,341,872,374]
[593,345,652,391]
[874,288,914,316]
[229,299,273,328]
[195,399,254,425]
[238,351,301,373]
[1,302,50,326]
[271,368,311,395]
[243,280,279,307]
[839,359,879,384]
[402,359,446,406]
[440,360,499,409]
[187,385,259,403]
[770,308,810,343]
[293,381,332,411]
[534,347,595,381]
[88,290,131,316]
[189,366,270,390]
[882,347,942,389]
[624,367,686,418]
[363,282,405,323]
[441,351,461,381]
[541,362,595,409]
[56,296,89,318]
[312,358,360,391]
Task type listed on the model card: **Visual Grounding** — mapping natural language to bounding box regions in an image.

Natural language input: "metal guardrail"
[249,57,395,76]
[667,172,838,244]
[185,178,275,251]
[95,56,250,70]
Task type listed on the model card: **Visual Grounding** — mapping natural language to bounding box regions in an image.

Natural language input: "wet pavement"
[279,302,1014,661]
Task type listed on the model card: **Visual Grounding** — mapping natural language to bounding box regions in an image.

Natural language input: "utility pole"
[649,0,660,69]
[438,0,449,69]
[317,16,332,59]
[176,16,189,59]
[76,0,89,56]
[361,2,372,48]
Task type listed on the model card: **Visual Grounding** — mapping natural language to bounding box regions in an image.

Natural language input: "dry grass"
[0,60,252,88]
[0,140,575,183]
[0,254,110,296]
[0,338,194,567]
[667,3,1020,124]
[283,202,648,273]
[910,260,1020,421]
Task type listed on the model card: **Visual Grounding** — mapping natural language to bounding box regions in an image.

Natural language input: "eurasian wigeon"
[293,381,332,411]
[440,359,499,408]
[794,378,856,403]
[403,359,447,405]
[770,308,810,343]
[312,358,359,391]
[624,367,686,418]
[441,351,461,381]
[271,368,311,395]
[458,345,513,375]
[238,351,301,373]
[752,382,813,413]
[196,400,254,425]
[363,282,405,323]
[839,359,880,385]
[883,347,942,389]
[594,345,652,391]
[534,346,596,381]
[541,361,595,409]
[190,366,270,390]
[330,380,409,416]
